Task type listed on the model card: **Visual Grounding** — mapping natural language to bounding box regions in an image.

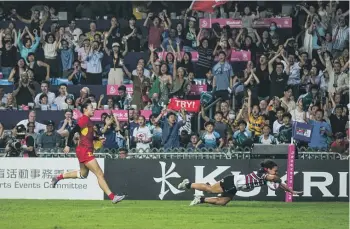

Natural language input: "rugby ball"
[267,181,280,191]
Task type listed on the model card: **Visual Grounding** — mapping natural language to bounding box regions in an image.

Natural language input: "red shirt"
[77,115,94,149]
[148,25,164,49]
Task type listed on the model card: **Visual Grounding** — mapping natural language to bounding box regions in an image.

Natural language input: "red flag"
[191,0,227,13]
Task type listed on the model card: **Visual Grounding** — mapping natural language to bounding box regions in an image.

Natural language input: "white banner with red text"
[73,109,152,122]
[0,158,104,200]
[107,84,207,96]
[199,17,292,29]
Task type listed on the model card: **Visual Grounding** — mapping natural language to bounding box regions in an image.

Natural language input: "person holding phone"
[68,60,87,85]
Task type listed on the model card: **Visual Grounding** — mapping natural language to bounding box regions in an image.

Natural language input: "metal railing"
[0,147,347,160]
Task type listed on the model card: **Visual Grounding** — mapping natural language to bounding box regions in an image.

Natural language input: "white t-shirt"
[132,69,151,78]
[17,119,46,134]
[273,120,283,134]
[290,109,306,123]
[34,92,56,106]
[133,126,152,150]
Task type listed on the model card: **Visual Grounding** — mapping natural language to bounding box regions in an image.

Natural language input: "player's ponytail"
[260,160,278,169]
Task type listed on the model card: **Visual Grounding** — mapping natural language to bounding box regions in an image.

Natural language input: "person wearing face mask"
[269,22,278,38]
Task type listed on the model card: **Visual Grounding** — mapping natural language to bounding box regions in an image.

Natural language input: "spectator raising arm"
[268,52,281,75]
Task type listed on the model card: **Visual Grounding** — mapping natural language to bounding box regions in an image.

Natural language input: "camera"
[4,124,26,157]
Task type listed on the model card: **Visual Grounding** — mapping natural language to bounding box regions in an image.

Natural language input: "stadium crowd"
[0,1,349,156]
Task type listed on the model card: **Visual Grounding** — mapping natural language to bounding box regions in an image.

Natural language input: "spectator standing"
[0,30,18,79]
[277,113,293,144]
[268,51,290,98]
[308,109,332,150]
[27,52,50,83]
[8,58,28,85]
[85,22,102,42]
[76,38,91,72]
[133,115,152,150]
[329,105,348,136]
[332,16,349,59]
[123,15,142,52]
[59,39,74,76]
[144,12,165,50]
[41,32,60,77]
[85,41,104,85]
[156,108,186,150]
[104,42,127,85]
[17,28,41,61]
[65,20,83,43]
[104,17,122,49]
[290,98,306,123]
[16,8,49,34]
[280,86,296,113]
[212,51,234,105]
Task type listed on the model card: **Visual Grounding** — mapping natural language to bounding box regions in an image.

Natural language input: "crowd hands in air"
[0,1,348,156]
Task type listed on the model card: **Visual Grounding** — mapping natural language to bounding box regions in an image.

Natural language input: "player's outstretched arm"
[279,183,303,195]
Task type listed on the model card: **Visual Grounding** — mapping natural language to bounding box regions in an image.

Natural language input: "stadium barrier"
[0,158,105,200]
[104,159,349,202]
[0,157,347,201]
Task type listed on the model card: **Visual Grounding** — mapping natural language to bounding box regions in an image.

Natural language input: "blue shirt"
[161,118,185,149]
[212,62,234,91]
[308,120,332,150]
[17,35,41,62]
[312,26,325,49]
[201,131,221,148]
[60,48,74,71]
[102,126,118,149]
[86,51,103,73]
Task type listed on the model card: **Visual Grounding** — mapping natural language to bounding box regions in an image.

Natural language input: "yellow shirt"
[248,113,264,136]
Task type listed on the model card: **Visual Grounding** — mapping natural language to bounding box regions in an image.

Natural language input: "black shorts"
[214,90,230,101]
[220,175,237,198]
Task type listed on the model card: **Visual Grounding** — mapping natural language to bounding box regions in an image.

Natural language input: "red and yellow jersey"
[77,115,94,149]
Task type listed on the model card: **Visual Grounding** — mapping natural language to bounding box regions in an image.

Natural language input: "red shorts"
[76,146,95,164]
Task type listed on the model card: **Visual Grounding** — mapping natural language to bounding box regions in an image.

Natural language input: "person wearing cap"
[104,40,127,85]
[37,120,61,148]
[123,14,142,52]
